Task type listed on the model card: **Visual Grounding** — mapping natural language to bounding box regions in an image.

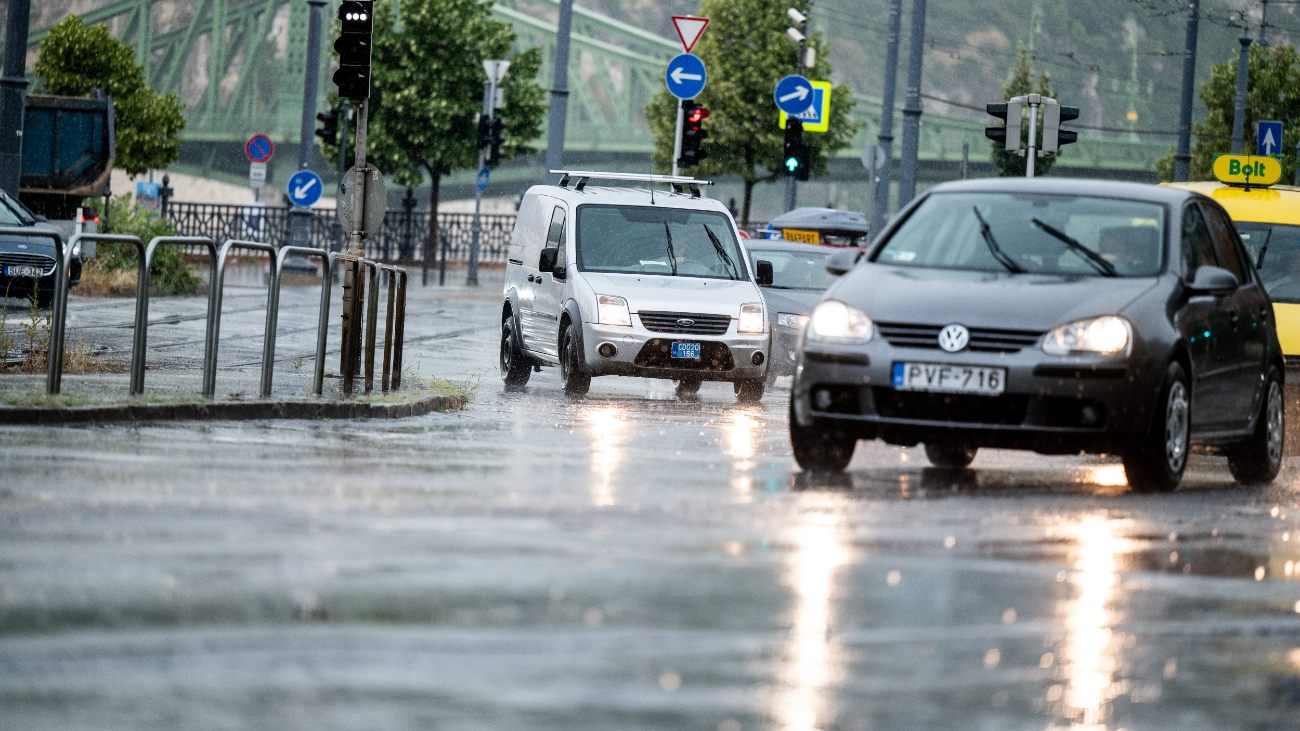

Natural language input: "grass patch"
[0,392,100,408]
[353,373,478,404]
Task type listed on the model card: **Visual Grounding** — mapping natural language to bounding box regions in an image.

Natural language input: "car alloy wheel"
[1164,380,1189,473]
[1266,380,1284,466]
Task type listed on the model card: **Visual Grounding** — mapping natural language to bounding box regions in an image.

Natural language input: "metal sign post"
[469,60,510,287]
[665,54,707,178]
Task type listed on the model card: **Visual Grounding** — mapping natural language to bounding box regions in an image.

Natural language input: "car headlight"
[70,240,81,258]
[777,312,809,330]
[1042,315,1132,356]
[808,300,873,342]
[738,303,765,333]
[597,295,631,327]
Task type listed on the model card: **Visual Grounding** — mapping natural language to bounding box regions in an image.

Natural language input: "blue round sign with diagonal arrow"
[665,53,706,100]
[774,74,815,115]
[287,170,323,208]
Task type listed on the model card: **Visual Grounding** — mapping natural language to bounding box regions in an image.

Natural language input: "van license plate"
[4,265,37,278]
[892,362,1006,396]
[671,342,701,359]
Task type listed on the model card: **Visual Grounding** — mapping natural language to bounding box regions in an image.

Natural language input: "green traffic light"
[785,157,799,172]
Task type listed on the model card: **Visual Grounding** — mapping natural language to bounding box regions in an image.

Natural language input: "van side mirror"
[538,247,563,279]
[825,248,864,276]
[755,259,774,286]
[1188,265,1239,295]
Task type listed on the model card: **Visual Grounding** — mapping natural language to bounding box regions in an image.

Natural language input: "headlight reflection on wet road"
[1057,514,1128,726]
[585,406,625,507]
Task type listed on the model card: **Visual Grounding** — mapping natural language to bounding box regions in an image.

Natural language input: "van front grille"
[638,311,732,335]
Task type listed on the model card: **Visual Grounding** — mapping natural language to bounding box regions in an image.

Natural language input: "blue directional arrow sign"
[774,74,815,116]
[286,170,323,208]
[477,166,490,191]
[1258,120,1284,157]
[665,53,706,100]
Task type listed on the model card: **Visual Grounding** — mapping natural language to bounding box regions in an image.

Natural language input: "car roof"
[1165,181,1300,226]
[742,240,836,254]
[769,207,870,233]
[523,183,733,215]
[926,176,1196,206]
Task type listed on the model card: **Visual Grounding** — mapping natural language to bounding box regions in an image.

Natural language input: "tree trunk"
[425,162,442,266]
[742,178,756,229]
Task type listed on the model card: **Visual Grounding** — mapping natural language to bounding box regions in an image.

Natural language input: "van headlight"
[777,312,809,330]
[1042,315,1132,356]
[808,300,873,342]
[738,303,765,333]
[71,240,81,258]
[597,295,631,327]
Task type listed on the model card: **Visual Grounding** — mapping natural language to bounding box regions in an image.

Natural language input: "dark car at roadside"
[790,178,1284,493]
[744,240,838,381]
[0,190,78,307]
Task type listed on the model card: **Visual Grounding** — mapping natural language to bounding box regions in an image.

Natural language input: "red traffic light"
[687,106,709,124]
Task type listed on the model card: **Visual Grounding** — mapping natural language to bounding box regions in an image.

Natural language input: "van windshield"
[576,205,746,280]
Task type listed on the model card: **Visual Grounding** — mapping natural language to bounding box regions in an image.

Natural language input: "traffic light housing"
[333,1,373,99]
[315,109,339,146]
[984,101,1024,152]
[487,117,506,165]
[678,101,710,169]
[477,115,493,150]
[783,117,805,177]
[1044,104,1079,153]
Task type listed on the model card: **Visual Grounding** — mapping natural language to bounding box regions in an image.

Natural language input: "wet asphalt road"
[4,272,1300,730]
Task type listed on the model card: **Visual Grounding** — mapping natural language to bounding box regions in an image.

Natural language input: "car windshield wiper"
[1031,218,1118,277]
[972,207,1025,273]
[703,224,739,279]
[663,221,678,276]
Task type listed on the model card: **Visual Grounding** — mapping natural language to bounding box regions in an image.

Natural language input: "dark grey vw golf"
[790,178,1285,492]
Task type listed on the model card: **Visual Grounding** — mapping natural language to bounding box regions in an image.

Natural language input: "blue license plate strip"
[671,342,701,359]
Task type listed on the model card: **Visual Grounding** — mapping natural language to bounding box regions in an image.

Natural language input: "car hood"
[760,286,823,317]
[581,272,762,315]
[832,264,1160,331]
[0,223,61,255]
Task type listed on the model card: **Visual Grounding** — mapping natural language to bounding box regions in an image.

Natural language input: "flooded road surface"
[4,276,1300,730]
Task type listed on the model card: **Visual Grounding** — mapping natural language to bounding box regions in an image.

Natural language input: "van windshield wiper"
[972,207,1024,273]
[1031,218,1118,277]
[703,224,739,279]
[663,221,678,276]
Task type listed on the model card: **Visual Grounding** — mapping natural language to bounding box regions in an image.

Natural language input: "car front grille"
[638,311,732,335]
[875,321,1043,353]
[873,387,1029,425]
[0,252,56,276]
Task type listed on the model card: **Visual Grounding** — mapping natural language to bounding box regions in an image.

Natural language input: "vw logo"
[937,324,970,352]
[676,318,695,328]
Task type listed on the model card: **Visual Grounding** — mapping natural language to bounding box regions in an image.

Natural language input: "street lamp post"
[1174,0,1200,182]
[871,0,903,235]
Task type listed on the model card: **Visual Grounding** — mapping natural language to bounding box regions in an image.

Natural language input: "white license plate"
[892,362,1007,396]
[4,265,37,278]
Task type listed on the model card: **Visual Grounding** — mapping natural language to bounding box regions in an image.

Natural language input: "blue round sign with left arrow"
[665,53,707,100]
[287,170,323,208]
[774,74,815,115]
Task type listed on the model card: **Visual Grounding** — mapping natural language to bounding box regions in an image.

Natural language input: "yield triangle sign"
[672,16,710,53]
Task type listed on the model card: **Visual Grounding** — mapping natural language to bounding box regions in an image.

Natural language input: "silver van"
[500,171,770,400]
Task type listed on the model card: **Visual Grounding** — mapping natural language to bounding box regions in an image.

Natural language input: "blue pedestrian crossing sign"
[286,170,323,208]
[774,75,815,116]
[1258,120,1284,157]
[665,54,707,100]
[779,80,832,133]
[477,166,490,191]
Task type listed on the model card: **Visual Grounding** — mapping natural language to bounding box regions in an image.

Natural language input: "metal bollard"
[364,263,379,393]
[381,269,395,392]
[134,236,217,395]
[206,239,278,397]
[265,246,332,397]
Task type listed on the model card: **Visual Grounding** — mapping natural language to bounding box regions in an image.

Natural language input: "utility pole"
[1258,0,1269,46]
[784,5,812,213]
[1174,0,1200,182]
[0,0,31,197]
[897,0,926,204]
[338,100,351,185]
[544,0,575,184]
[290,0,327,254]
[1231,33,1252,155]
[871,0,903,235]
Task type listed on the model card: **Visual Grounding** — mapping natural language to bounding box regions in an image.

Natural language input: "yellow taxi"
[1168,170,1300,356]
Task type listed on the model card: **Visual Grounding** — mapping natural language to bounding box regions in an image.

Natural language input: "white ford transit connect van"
[500,171,770,400]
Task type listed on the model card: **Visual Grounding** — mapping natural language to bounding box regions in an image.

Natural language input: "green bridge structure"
[17,0,1167,200]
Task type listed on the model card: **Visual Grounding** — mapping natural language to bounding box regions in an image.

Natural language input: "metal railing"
[267,246,333,397]
[55,233,147,394]
[333,254,407,395]
[134,236,218,395]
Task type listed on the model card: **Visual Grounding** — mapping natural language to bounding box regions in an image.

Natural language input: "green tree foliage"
[1155,44,1300,183]
[645,0,856,226]
[34,16,186,177]
[318,0,546,251]
[990,44,1057,177]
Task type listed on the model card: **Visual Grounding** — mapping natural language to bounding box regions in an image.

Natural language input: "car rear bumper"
[582,320,769,381]
[792,341,1160,454]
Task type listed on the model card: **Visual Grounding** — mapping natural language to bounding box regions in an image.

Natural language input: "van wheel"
[675,377,702,399]
[559,322,590,398]
[789,399,856,472]
[1227,368,1284,485]
[1123,362,1190,493]
[734,378,764,403]
[500,316,531,390]
[924,441,977,468]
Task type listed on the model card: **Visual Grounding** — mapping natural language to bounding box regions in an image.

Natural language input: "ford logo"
[676,318,695,328]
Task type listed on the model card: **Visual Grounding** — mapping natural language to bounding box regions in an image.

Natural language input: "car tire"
[1122,361,1190,493]
[675,377,702,399]
[789,399,857,472]
[734,378,765,403]
[924,441,977,468]
[500,316,531,390]
[1226,368,1284,485]
[559,322,591,398]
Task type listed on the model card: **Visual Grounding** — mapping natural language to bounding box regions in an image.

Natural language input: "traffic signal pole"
[871,0,903,235]
[0,0,31,197]
[1025,99,1038,179]
[897,0,926,203]
[671,102,685,178]
[468,80,492,287]
[288,0,327,266]
[1173,0,1200,182]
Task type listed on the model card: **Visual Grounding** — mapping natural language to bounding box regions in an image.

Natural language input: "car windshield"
[576,205,746,280]
[748,248,835,290]
[0,189,32,226]
[1239,222,1300,304]
[874,192,1165,277]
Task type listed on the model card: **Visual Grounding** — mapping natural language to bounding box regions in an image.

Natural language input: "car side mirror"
[825,248,864,276]
[538,247,562,278]
[755,259,774,286]
[1188,265,1239,295]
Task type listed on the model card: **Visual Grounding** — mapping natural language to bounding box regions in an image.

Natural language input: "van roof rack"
[549,170,713,198]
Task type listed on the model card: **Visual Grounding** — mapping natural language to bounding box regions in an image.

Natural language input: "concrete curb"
[0,393,467,425]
